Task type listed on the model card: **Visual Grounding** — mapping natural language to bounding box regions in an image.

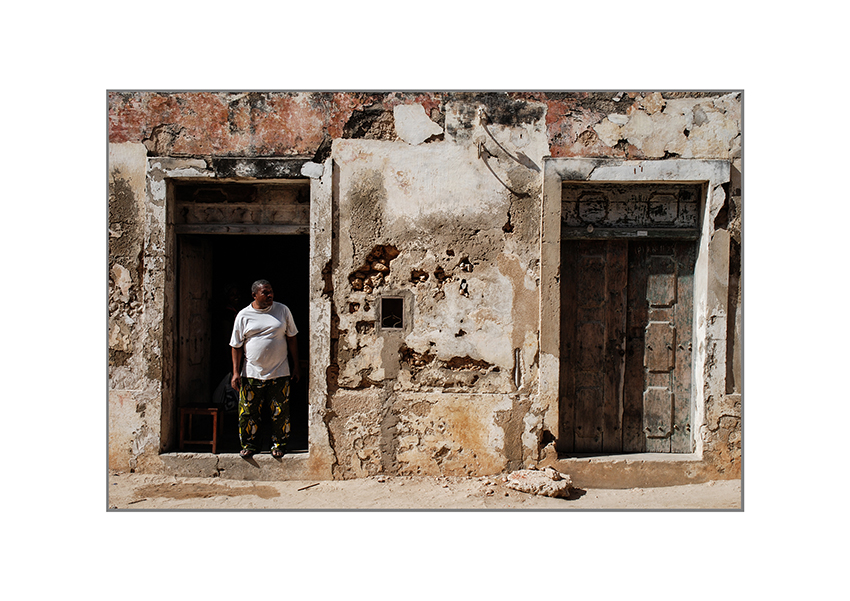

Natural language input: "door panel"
[670,243,695,452]
[602,242,627,453]
[178,236,213,407]
[559,240,627,453]
[629,241,695,453]
[623,242,648,452]
[645,321,675,372]
[643,387,673,439]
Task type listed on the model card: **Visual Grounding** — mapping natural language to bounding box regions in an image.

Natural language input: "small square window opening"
[381,297,405,329]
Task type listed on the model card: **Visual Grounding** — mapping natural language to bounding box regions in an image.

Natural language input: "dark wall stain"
[321,260,333,298]
[448,92,545,126]
[108,171,143,372]
[380,405,400,474]
[347,169,387,259]
[210,157,309,179]
[109,172,142,262]
[111,349,130,368]
[313,132,333,164]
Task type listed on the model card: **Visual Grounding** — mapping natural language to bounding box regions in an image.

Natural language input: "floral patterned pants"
[238,376,291,453]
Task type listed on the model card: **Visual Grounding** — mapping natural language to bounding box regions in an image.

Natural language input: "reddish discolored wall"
[109,91,740,160]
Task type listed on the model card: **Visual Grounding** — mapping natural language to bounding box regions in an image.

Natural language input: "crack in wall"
[322,407,341,477]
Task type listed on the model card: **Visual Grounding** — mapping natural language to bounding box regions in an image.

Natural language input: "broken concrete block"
[505,467,572,498]
[393,104,443,145]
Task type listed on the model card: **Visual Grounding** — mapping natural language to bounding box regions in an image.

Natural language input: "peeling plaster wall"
[326,97,549,477]
[108,142,163,470]
[108,91,742,484]
[109,91,741,162]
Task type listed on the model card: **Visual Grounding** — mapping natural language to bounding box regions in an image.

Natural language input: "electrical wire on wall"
[476,108,540,198]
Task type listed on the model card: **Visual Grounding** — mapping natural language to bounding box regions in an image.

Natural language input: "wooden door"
[559,240,695,453]
[178,236,213,406]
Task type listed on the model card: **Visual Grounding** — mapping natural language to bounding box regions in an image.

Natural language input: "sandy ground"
[108,471,741,510]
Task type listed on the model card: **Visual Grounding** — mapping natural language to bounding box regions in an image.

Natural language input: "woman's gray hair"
[251,279,272,295]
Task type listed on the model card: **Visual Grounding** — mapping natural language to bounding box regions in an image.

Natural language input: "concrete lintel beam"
[549,158,730,185]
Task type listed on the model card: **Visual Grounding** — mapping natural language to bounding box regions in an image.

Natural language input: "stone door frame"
[146,157,334,477]
[541,159,732,458]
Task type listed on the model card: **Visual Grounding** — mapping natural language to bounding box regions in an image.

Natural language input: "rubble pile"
[505,467,572,498]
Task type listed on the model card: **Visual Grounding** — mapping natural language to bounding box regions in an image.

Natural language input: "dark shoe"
[271,447,285,458]
[240,448,255,459]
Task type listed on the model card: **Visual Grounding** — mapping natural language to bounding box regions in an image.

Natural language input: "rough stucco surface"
[108,91,742,485]
[109,142,161,470]
[108,92,741,162]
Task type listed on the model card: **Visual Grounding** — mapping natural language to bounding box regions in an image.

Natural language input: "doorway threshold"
[159,450,321,482]
[547,453,735,489]
[558,452,699,462]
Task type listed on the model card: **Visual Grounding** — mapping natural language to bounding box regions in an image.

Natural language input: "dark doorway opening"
[177,234,310,453]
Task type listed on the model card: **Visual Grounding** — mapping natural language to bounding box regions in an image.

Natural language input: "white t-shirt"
[230,302,299,380]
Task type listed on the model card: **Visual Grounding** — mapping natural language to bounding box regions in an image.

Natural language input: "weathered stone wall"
[108,142,151,470]
[108,91,742,484]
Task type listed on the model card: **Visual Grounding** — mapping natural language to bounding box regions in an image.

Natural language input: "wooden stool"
[179,407,220,454]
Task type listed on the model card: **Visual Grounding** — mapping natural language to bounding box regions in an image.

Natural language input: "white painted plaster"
[340,334,385,384]
[487,395,514,452]
[301,161,324,179]
[359,141,506,223]
[163,166,213,178]
[393,104,443,145]
[594,118,622,147]
[110,264,132,302]
[522,410,542,452]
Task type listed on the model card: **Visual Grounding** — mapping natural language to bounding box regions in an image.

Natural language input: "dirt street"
[108,471,741,510]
